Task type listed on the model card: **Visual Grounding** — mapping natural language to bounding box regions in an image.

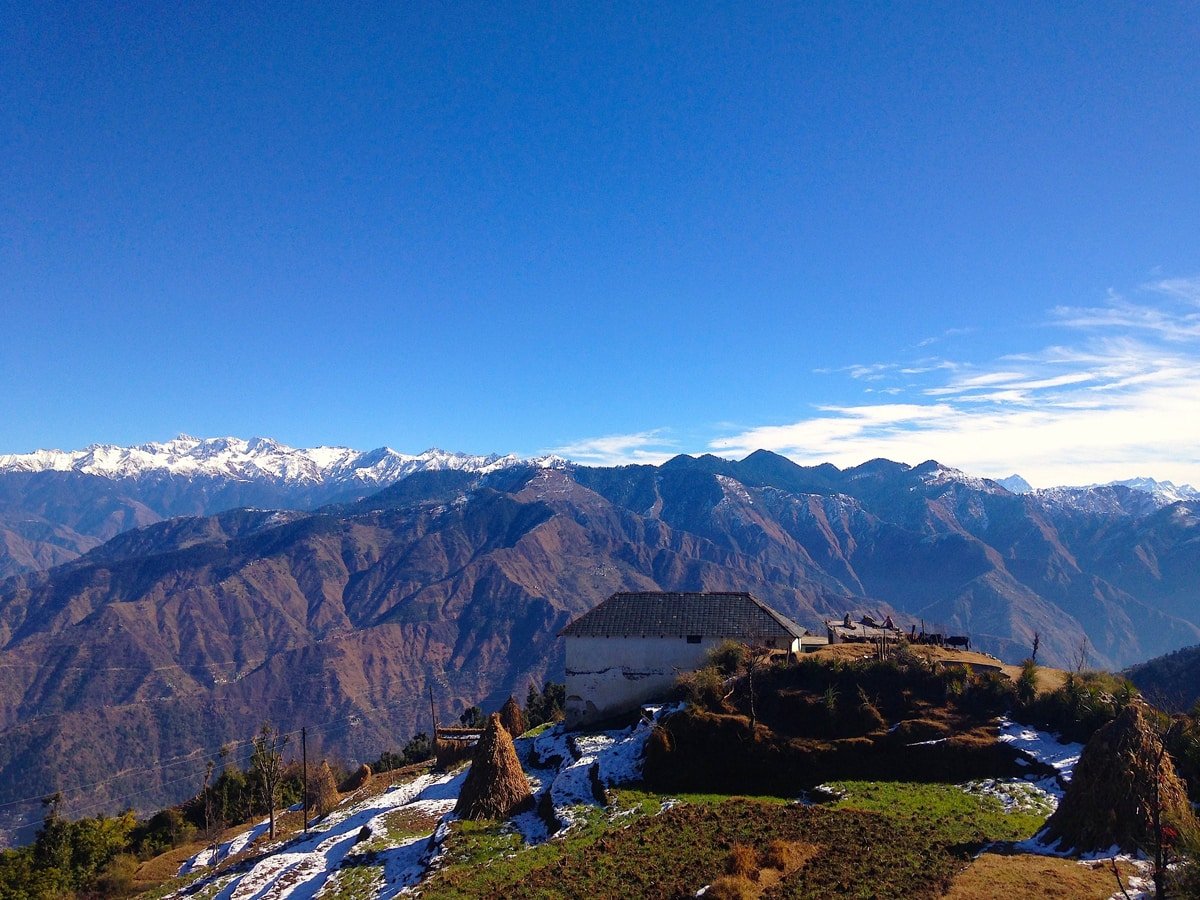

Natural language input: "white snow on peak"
[0,436,534,487]
[1106,476,1200,504]
[1035,476,1200,517]
[914,461,1002,493]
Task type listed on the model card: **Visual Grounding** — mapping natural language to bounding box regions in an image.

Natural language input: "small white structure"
[560,591,807,728]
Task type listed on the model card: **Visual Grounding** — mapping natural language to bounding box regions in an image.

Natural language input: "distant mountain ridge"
[0,437,563,580]
[0,434,534,485]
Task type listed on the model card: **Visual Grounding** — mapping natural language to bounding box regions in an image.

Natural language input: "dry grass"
[711,839,819,899]
[707,875,759,899]
[340,763,371,793]
[944,852,1139,899]
[132,842,205,891]
[762,839,817,872]
[812,642,1067,693]
[726,844,759,879]
[499,695,526,737]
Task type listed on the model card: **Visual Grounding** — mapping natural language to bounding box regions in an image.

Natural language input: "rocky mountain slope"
[0,450,1196,838]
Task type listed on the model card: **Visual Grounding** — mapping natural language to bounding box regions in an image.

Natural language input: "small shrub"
[1016,659,1038,705]
[1023,671,1139,742]
[710,640,749,677]
[95,852,138,896]
[853,687,887,733]
[676,666,728,712]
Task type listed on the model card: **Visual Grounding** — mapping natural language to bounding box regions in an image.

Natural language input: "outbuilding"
[560,590,807,727]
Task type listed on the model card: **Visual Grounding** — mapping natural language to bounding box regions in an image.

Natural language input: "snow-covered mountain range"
[0,435,555,486]
[3,436,1193,503]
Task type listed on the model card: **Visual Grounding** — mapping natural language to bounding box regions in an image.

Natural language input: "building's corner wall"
[564,635,723,728]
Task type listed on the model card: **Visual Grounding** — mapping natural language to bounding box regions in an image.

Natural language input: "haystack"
[434,738,475,770]
[307,760,340,815]
[340,763,371,793]
[1043,702,1197,853]
[499,695,527,737]
[453,713,532,820]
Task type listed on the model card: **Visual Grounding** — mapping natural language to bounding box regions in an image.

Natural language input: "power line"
[0,693,417,826]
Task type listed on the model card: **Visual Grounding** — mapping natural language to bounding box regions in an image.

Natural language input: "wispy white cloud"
[916,326,977,347]
[708,279,1200,487]
[555,281,1200,484]
[551,429,678,466]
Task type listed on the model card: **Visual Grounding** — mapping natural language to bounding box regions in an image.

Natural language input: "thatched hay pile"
[453,713,532,820]
[1043,702,1198,852]
[434,737,475,770]
[500,695,527,737]
[307,760,340,815]
[340,763,371,793]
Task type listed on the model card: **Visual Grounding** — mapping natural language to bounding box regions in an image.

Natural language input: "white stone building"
[560,591,807,728]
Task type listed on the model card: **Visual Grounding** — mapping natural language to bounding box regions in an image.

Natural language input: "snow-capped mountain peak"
[1107,476,1200,504]
[0,436,537,488]
[996,474,1033,494]
[912,460,1006,493]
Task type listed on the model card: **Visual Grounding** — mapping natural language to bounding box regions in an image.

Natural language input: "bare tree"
[250,723,289,839]
[1071,636,1090,674]
[1031,631,1040,662]
[745,645,775,732]
[201,758,221,852]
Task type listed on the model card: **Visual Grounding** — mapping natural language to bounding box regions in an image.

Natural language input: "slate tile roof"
[560,591,806,640]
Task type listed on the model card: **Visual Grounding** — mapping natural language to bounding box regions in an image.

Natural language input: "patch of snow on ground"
[995,715,1083,798]
[167,771,459,898]
[177,816,272,875]
[960,779,1057,816]
[960,717,1082,833]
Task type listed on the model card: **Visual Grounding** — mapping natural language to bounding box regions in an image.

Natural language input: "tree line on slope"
[0,682,566,899]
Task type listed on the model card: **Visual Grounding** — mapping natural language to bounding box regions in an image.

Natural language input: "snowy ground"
[166,709,667,899]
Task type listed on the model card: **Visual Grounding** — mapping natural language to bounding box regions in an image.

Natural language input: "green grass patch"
[420,802,629,899]
[319,859,385,900]
[826,780,1049,843]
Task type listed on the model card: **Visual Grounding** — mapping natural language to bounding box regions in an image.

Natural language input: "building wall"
[564,634,800,727]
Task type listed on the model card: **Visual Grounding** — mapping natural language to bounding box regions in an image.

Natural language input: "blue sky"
[3,3,1199,486]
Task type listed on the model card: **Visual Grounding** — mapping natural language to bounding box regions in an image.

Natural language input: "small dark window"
[686,635,702,644]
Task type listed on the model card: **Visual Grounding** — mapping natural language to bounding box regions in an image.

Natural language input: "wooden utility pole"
[301,727,308,835]
[429,684,439,741]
